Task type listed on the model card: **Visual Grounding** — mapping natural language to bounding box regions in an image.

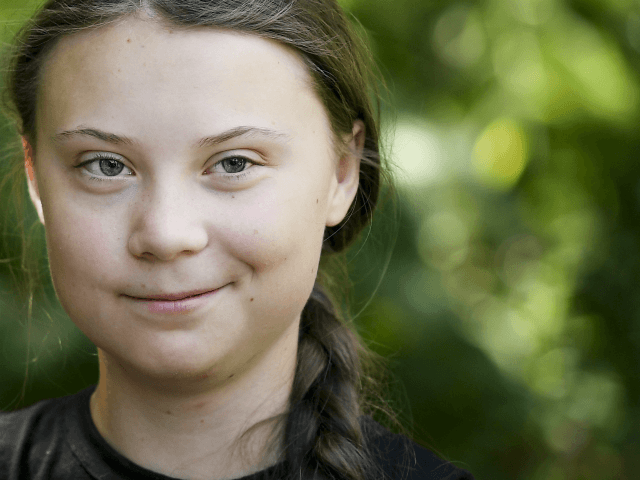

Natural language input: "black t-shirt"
[0,387,474,480]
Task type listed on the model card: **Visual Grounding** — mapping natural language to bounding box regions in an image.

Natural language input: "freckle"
[165,410,172,415]
[316,199,319,204]
[141,283,146,289]
[118,68,121,72]
[200,419,204,424]
[229,373,235,378]
[126,38,131,43]
[231,195,235,199]
[250,298,254,302]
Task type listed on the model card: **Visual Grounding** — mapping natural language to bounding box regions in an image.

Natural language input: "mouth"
[122,286,226,315]
[123,288,219,302]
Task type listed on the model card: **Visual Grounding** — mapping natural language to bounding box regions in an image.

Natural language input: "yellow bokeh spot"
[472,118,529,191]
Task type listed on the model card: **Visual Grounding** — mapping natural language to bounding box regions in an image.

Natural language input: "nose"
[128,180,208,262]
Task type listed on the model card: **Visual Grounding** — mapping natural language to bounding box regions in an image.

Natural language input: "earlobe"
[325,120,365,227]
[22,137,45,225]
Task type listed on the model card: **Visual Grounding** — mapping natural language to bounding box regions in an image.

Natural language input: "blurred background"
[1,0,639,478]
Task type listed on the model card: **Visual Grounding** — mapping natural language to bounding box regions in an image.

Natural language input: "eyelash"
[75,154,132,183]
[75,154,257,182]
[205,156,256,180]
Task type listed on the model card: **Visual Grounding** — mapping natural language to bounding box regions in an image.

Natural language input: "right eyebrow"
[53,128,137,146]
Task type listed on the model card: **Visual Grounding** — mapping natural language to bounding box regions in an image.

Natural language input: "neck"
[90,324,298,480]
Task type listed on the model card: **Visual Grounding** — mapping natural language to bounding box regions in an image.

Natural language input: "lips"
[124,288,218,301]
[123,287,223,315]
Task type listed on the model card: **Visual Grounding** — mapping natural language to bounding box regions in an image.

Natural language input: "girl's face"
[28,17,360,383]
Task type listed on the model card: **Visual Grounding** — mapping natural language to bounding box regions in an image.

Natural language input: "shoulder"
[0,395,67,443]
[0,388,94,480]
[361,417,474,480]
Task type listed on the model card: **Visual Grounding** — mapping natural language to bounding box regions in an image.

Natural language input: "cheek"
[220,185,328,267]
[41,190,123,309]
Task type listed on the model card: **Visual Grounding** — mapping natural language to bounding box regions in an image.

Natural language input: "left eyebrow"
[195,126,291,148]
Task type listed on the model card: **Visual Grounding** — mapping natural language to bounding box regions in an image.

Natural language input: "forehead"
[37,16,328,144]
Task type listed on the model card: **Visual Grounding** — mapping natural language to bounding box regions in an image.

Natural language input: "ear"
[22,137,45,225]
[325,120,364,227]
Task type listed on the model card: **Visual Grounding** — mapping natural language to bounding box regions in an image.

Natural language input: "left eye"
[217,156,249,174]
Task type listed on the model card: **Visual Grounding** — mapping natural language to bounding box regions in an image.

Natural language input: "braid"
[283,286,375,480]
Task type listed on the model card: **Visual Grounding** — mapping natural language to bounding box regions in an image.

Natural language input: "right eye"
[76,154,134,180]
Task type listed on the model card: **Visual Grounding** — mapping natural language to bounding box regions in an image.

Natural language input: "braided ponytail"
[284,285,375,480]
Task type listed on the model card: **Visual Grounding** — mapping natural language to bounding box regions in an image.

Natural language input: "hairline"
[31,9,345,157]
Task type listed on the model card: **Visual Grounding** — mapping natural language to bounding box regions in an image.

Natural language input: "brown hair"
[3,1,391,479]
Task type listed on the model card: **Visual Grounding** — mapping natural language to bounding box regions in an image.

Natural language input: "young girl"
[0,1,474,479]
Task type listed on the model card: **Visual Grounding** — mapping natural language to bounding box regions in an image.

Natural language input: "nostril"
[138,252,156,262]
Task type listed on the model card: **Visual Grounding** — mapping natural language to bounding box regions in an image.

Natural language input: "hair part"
[3,2,392,479]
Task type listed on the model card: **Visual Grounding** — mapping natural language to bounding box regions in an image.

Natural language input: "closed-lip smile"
[122,287,224,315]
[124,288,218,302]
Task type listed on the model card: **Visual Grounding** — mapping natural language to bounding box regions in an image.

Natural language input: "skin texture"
[26,15,363,480]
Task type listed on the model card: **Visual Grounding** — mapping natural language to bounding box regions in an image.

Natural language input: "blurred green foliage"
[2,0,640,478]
